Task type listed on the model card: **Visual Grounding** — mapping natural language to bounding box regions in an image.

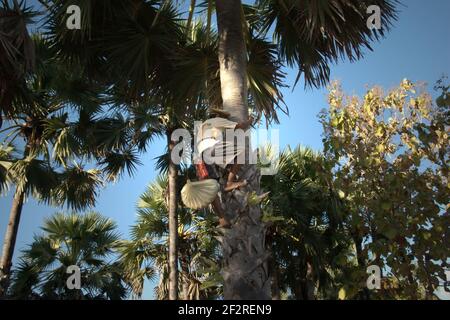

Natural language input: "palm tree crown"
[9,212,128,299]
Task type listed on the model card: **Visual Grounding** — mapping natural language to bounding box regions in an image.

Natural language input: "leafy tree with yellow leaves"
[321,78,449,299]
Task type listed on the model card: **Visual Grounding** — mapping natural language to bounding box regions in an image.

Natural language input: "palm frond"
[99,149,142,182]
[247,33,287,123]
[0,142,15,192]
[0,0,37,124]
[256,0,398,87]
[10,211,127,299]
[7,155,59,199]
[50,164,103,211]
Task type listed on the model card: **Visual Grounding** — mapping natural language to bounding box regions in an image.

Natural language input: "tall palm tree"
[8,212,128,299]
[41,0,187,299]
[213,0,398,299]
[138,16,286,299]
[0,29,156,294]
[0,37,105,295]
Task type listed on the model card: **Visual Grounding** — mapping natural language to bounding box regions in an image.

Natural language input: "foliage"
[255,0,398,88]
[320,79,449,299]
[9,212,128,300]
[2,0,411,300]
[0,0,37,126]
[261,146,351,299]
[0,35,106,208]
[118,174,222,300]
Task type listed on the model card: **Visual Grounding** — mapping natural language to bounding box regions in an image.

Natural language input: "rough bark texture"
[168,132,179,300]
[0,188,25,297]
[218,165,271,299]
[216,0,270,300]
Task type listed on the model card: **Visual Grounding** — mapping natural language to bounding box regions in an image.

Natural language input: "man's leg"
[211,197,230,228]
[224,163,247,192]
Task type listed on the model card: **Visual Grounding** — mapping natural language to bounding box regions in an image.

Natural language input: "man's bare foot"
[218,217,231,228]
[224,180,247,192]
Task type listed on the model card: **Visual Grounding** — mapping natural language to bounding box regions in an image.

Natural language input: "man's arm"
[235,116,254,130]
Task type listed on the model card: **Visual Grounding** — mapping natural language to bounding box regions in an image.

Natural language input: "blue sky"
[0,0,449,299]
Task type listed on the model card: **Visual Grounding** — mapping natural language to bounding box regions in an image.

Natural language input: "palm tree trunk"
[185,0,196,38]
[267,235,281,299]
[216,0,248,122]
[180,255,190,300]
[0,187,25,297]
[167,131,178,300]
[270,258,281,300]
[216,0,270,300]
[305,261,315,300]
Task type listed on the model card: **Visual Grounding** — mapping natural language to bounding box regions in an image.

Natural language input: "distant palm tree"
[118,175,222,300]
[8,212,128,300]
[261,146,349,299]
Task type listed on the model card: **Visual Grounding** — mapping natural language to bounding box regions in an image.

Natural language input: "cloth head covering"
[196,117,243,168]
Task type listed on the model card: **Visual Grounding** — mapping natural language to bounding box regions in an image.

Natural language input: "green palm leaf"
[10,211,127,299]
[256,0,398,87]
[50,165,103,211]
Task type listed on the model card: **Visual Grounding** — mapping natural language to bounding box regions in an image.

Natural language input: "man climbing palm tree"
[181,112,254,227]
